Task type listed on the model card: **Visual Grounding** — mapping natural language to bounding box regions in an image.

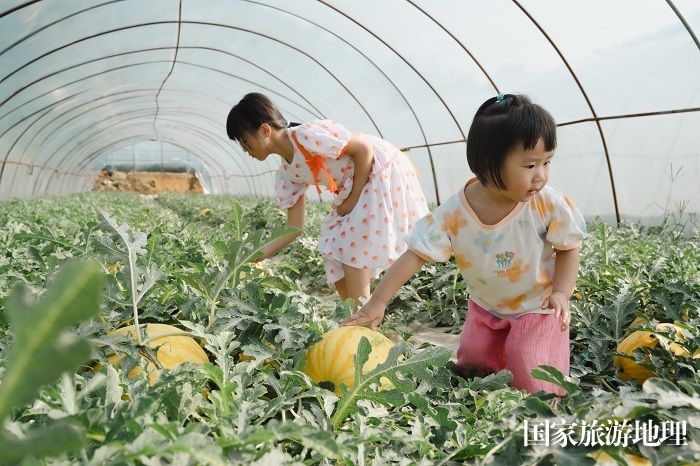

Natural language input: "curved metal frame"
[60,113,240,183]
[667,0,700,50]
[0,0,126,54]
[44,137,230,197]
[0,57,319,190]
[0,46,324,128]
[75,137,220,194]
[0,19,390,192]
[153,0,181,140]
[0,1,42,19]
[25,85,282,167]
[1,3,458,201]
[243,0,442,201]
[73,117,249,180]
[47,135,203,195]
[46,106,230,173]
[510,0,620,224]
[0,0,697,218]
[49,123,233,195]
[37,113,230,189]
[0,3,447,200]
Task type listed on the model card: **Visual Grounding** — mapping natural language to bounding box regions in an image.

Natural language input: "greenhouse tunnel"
[1,0,699,225]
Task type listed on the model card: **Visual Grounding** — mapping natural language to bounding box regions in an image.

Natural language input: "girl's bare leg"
[341,264,371,309]
[334,277,349,301]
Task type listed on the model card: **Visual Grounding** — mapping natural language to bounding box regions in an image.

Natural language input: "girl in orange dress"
[226,93,429,306]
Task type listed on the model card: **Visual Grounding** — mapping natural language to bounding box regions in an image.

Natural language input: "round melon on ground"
[303,326,395,396]
[107,323,208,385]
[614,322,697,385]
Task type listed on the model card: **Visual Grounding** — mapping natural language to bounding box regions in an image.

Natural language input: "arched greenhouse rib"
[1,3,699,465]
[1,0,698,220]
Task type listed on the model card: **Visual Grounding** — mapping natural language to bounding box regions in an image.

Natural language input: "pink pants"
[455,300,570,396]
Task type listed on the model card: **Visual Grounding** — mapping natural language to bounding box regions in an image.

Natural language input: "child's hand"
[541,291,570,331]
[342,298,386,330]
[336,193,360,216]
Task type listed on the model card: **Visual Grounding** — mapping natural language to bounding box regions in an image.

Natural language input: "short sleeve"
[293,120,351,160]
[545,193,587,250]
[405,211,453,262]
[275,167,308,210]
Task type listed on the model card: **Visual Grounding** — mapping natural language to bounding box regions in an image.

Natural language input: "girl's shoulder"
[538,185,562,199]
[291,120,352,159]
[532,185,572,207]
[531,186,587,234]
[420,189,462,217]
[293,119,352,142]
[439,190,464,211]
[527,186,572,221]
[537,186,580,209]
[297,119,348,131]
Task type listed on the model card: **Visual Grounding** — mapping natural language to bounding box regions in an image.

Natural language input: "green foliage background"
[0,192,698,465]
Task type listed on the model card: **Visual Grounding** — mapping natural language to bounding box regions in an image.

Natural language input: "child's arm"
[541,247,580,331]
[256,195,306,260]
[336,136,374,216]
[342,249,427,329]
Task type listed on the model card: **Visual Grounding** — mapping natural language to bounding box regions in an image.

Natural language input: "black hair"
[226,92,299,144]
[466,94,556,189]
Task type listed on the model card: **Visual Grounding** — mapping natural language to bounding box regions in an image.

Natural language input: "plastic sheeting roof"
[1,0,699,225]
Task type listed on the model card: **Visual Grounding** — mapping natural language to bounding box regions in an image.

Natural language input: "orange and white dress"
[275,119,429,285]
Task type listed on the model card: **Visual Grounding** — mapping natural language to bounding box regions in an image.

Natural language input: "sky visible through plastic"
[0,0,698,225]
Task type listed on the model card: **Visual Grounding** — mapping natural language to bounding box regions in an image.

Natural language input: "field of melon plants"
[0,192,698,465]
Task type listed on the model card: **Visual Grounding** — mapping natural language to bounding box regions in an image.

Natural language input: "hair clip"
[496,93,505,103]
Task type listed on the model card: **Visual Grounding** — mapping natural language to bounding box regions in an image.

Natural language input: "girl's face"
[497,138,553,202]
[240,126,271,161]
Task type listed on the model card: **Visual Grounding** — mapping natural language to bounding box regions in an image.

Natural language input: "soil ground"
[93,169,203,194]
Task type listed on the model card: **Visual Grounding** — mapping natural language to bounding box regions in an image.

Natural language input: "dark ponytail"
[226,93,296,143]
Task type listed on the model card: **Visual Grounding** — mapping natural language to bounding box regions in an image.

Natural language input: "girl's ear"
[260,122,272,137]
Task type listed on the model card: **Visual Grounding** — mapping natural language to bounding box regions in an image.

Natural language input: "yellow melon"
[107,323,208,385]
[303,326,395,396]
[614,322,696,385]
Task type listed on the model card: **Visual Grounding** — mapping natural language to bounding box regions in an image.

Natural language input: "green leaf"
[228,201,243,240]
[408,393,458,430]
[99,211,157,339]
[0,260,103,420]
[364,389,405,408]
[331,342,452,429]
[530,365,579,395]
[0,260,103,462]
[242,421,341,459]
[643,378,700,410]
[468,370,513,392]
[0,423,85,464]
[599,283,638,342]
[523,397,555,417]
[353,336,372,387]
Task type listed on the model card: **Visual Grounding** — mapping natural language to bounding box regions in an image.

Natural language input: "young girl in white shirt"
[344,94,586,396]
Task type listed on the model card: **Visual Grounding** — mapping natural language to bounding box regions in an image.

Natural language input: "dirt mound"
[93,169,203,194]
